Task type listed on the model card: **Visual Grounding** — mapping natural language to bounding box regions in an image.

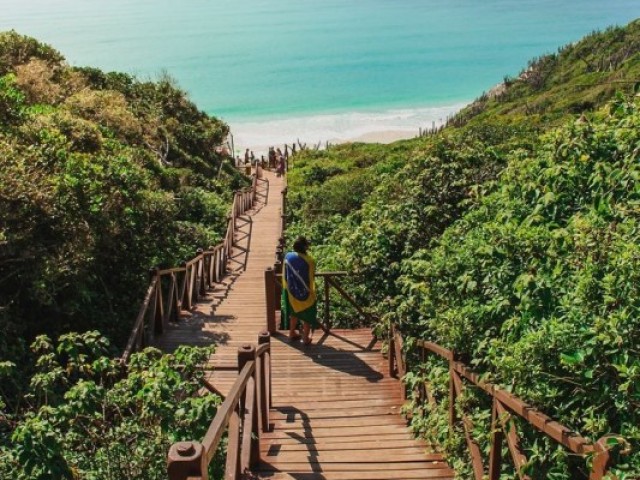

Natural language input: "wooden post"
[488,399,504,480]
[172,272,180,322]
[590,437,615,480]
[393,330,406,401]
[264,268,277,333]
[195,249,205,298]
[149,268,163,335]
[388,326,396,377]
[282,187,287,218]
[207,246,215,288]
[274,259,283,305]
[217,247,224,282]
[237,345,259,469]
[258,331,271,433]
[237,344,254,419]
[167,441,208,480]
[226,214,233,255]
[235,192,241,222]
[323,275,330,330]
[180,261,190,312]
[449,357,457,434]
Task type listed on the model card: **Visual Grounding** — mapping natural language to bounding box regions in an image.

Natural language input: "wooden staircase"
[162,170,454,480]
[255,329,454,479]
[132,167,625,480]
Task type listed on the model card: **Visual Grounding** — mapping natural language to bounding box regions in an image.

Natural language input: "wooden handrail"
[266,180,372,333]
[121,165,265,364]
[388,324,626,479]
[167,332,272,480]
[264,270,375,333]
[157,266,188,275]
[120,276,159,364]
[201,360,254,465]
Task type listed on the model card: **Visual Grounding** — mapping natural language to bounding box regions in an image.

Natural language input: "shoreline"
[227,102,468,156]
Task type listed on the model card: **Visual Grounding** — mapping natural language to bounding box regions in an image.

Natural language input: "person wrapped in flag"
[281,236,318,345]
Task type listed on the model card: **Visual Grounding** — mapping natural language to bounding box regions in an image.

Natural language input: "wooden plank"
[270,415,408,429]
[262,425,412,439]
[269,405,402,420]
[260,433,415,446]
[260,439,426,452]
[253,469,454,479]
[265,398,402,410]
[261,451,440,463]
[257,461,448,472]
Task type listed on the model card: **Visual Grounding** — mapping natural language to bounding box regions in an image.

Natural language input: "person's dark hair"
[293,236,310,254]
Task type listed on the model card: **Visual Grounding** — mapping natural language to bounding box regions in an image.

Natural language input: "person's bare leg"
[289,316,300,340]
[302,322,312,345]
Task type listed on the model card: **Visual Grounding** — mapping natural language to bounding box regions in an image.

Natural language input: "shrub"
[0,332,221,480]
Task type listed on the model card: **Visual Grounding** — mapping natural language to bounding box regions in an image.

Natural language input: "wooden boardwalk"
[157,170,454,479]
[257,329,454,479]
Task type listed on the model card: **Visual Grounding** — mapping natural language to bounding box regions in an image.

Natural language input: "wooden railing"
[263,176,377,333]
[263,270,375,333]
[121,165,263,364]
[389,324,627,480]
[167,332,272,480]
[263,181,375,333]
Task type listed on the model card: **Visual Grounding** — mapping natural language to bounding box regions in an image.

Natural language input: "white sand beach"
[229,103,467,156]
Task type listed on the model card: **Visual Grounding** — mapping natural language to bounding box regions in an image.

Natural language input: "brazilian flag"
[280,252,318,329]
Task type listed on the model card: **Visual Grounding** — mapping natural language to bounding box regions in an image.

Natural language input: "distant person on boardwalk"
[268,147,276,169]
[281,236,318,345]
[276,154,285,177]
[244,148,250,165]
[250,150,256,165]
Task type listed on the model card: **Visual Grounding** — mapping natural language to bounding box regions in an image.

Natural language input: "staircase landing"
[256,329,454,479]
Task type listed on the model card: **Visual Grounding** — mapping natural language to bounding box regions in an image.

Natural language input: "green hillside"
[0,31,246,351]
[0,32,238,479]
[288,20,640,239]
[1,18,640,480]
[286,20,640,478]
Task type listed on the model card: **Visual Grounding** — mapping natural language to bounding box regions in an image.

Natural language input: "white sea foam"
[228,103,468,156]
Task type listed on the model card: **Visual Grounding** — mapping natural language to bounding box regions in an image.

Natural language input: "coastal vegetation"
[287,20,640,478]
[1,17,639,480]
[0,31,236,478]
[0,332,222,480]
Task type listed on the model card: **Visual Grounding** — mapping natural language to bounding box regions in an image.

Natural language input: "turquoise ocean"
[2,0,638,149]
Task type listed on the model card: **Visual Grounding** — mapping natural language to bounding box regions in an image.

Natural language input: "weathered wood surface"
[156,170,454,479]
[154,171,280,375]
[254,330,454,479]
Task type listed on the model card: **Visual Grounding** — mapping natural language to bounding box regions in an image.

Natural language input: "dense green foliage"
[287,123,541,330]
[399,96,640,478]
[0,332,221,480]
[0,31,246,354]
[286,21,640,478]
[0,33,238,479]
[2,19,639,479]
